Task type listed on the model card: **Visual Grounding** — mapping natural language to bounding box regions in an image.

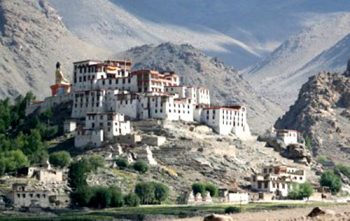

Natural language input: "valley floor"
[0,202,347,221]
[175,204,350,221]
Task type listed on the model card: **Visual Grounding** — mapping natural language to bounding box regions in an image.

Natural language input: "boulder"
[307,207,335,218]
[266,138,286,152]
[203,214,233,221]
[281,143,312,164]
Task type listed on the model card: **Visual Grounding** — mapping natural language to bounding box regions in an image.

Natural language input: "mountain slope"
[118,43,283,133]
[48,0,260,69]
[292,33,350,80]
[275,71,350,163]
[244,13,350,107]
[48,0,350,69]
[0,0,109,99]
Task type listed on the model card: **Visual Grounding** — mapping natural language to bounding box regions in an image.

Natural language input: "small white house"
[275,129,299,145]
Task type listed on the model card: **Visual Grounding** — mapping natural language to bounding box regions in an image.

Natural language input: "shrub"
[191,183,206,196]
[87,155,105,171]
[49,151,71,168]
[153,182,170,204]
[109,186,124,208]
[115,158,128,169]
[124,193,140,207]
[317,155,329,165]
[135,182,155,204]
[320,170,342,194]
[288,183,314,199]
[133,160,148,174]
[72,186,93,207]
[225,206,242,214]
[89,186,112,209]
[204,183,218,197]
[334,164,350,179]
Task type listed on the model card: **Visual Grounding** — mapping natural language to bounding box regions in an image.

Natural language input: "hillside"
[275,70,350,164]
[0,0,109,99]
[118,43,283,133]
[244,13,350,107]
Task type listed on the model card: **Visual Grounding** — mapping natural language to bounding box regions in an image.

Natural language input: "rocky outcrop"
[275,70,350,163]
[281,144,312,164]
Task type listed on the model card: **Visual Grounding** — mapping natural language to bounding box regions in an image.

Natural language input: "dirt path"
[168,205,350,221]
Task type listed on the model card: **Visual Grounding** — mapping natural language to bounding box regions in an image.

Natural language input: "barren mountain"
[275,69,350,164]
[244,13,350,107]
[118,43,283,133]
[0,0,109,99]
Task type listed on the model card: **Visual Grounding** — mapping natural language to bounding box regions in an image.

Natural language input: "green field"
[0,202,344,221]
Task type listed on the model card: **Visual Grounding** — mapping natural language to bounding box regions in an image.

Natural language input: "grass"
[0,201,344,221]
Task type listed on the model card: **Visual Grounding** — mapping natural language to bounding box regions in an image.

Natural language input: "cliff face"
[0,0,109,99]
[118,43,283,133]
[275,71,350,163]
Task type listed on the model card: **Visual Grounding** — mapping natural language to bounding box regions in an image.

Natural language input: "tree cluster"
[0,92,61,175]
[288,182,314,200]
[115,158,149,174]
[191,182,218,197]
[134,182,170,204]
[320,170,342,194]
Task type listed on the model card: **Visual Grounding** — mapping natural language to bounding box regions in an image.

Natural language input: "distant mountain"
[117,43,283,133]
[244,13,350,107]
[48,0,350,69]
[0,0,109,99]
[293,33,350,80]
[275,70,350,163]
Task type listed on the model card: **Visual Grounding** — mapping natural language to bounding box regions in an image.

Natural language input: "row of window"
[17,193,46,199]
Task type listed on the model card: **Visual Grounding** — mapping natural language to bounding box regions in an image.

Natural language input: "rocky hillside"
[118,43,283,133]
[275,70,350,163]
[0,0,109,99]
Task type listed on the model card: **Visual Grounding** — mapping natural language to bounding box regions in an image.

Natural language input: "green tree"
[288,183,314,199]
[133,160,148,174]
[49,151,71,168]
[71,186,93,207]
[1,150,29,173]
[320,170,342,194]
[109,186,124,208]
[0,160,5,176]
[192,183,206,196]
[68,159,92,189]
[25,129,48,164]
[115,158,128,169]
[205,183,218,197]
[86,155,105,171]
[153,182,169,204]
[135,182,155,204]
[124,193,140,207]
[89,186,112,209]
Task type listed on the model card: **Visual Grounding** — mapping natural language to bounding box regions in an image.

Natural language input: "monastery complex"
[27,59,251,148]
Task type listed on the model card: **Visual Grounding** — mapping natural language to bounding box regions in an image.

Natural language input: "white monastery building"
[26,59,251,148]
